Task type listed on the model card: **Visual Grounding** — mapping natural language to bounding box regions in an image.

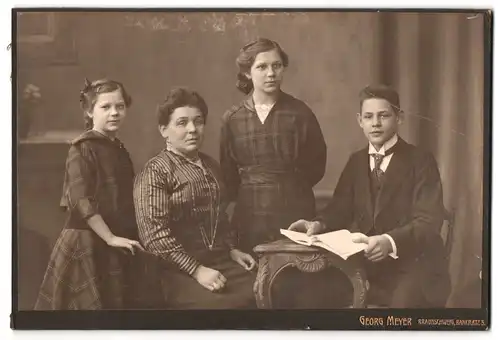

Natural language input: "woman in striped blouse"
[133,88,257,309]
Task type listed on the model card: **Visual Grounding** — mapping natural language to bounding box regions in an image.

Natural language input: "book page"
[280,229,314,246]
[315,230,368,260]
[280,229,367,259]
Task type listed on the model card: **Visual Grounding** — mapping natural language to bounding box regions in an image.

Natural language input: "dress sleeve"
[297,105,327,187]
[219,115,241,202]
[133,162,202,276]
[63,143,99,221]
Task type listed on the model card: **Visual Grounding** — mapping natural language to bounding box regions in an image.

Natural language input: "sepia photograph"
[11,8,491,330]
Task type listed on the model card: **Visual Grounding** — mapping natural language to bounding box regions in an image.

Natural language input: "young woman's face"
[159,106,205,157]
[87,89,127,138]
[246,49,285,95]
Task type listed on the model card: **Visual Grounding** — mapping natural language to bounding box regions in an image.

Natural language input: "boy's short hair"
[359,84,401,112]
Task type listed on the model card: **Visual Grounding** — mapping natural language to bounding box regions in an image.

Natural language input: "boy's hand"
[351,232,369,244]
[288,219,325,236]
[364,235,393,262]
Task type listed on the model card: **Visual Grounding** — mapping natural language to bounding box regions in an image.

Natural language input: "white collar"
[166,143,202,165]
[368,134,398,155]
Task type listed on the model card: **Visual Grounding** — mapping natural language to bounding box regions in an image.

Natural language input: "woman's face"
[160,106,205,157]
[246,49,285,95]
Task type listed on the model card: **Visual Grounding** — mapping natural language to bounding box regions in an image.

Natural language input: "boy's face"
[357,98,402,149]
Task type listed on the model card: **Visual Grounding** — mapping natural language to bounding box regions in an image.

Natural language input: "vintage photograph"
[13,9,490,329]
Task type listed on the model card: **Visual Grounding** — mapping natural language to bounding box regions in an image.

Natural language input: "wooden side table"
[253,239,368,309]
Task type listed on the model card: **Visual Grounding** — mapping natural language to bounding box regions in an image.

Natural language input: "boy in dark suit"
[289,85,451,308]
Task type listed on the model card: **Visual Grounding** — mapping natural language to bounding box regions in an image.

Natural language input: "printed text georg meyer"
[359,315,412,327]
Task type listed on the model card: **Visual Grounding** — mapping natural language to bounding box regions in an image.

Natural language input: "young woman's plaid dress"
[220,92,327,251]
[34,130,163,310]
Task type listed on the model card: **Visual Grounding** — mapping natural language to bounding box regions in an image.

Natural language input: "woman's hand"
[230,249,257,271]
[107,236,144,255]
[192,265,227,292]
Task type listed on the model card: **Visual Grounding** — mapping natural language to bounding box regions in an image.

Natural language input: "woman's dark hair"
[157,87,208,126]
[235,38,289,95]
[79,78,132,130]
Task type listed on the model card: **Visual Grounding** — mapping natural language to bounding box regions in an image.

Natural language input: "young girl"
[34,79,145,310]
[220,38,327,253]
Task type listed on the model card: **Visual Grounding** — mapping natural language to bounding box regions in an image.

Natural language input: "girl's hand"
[107,236,144,255]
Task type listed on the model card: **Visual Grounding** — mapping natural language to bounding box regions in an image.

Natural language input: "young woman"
[220,38,327,253]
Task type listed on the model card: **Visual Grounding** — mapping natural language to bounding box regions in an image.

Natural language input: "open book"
[280,229,396,260]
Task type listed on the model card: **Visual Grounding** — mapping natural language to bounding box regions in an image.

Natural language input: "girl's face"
[246,49,285,95]
[87,89,127,138]
[159,106,205,157]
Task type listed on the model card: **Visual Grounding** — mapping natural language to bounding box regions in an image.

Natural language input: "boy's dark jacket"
[317,137,450,303]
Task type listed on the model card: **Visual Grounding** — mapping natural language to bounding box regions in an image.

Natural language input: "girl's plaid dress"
[34,130,163,310]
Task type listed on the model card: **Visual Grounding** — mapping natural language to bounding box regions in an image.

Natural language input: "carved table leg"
[289,253,368,308]
[254,251,368,309]
[254,253,298,309]
[324,254,368,308]
[254,254,271,308]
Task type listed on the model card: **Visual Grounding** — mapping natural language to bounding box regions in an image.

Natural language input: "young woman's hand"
[192,265,227,292]
[230,249,257,271]
[107,236,144,255]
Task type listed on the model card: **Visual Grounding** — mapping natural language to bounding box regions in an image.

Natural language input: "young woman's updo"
[235,38,289,95]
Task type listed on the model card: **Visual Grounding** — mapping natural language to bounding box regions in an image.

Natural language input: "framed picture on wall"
[16,11,78,66]
[17,12,56,43]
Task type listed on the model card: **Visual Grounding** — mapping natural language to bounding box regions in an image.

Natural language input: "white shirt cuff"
[383,234,399,259]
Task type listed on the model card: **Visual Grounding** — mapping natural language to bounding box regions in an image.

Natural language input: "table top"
[253,238,329,254]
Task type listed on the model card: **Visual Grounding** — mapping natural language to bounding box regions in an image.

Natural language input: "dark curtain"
[377,12,488,307]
